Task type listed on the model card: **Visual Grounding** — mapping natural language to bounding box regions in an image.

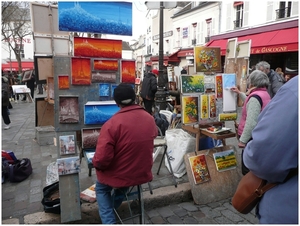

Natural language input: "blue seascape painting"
[84,101,120,125]
[58,2,132,35]
[99,83,110,97]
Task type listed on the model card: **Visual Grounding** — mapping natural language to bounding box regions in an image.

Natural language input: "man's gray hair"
[248,70,269,88]
[255,61,270,70]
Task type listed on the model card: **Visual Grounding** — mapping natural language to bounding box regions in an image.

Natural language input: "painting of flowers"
[58,75,69,89]
[200,94,209,119]
[93,59,118,71]
[215,74,223,98]
[181,75,204,93]
[182,95,199,124]
[71,58,91,85]
[121,60,135,83]
[194,47,221,72]
[74,37,122,58]
[58,2,132,36]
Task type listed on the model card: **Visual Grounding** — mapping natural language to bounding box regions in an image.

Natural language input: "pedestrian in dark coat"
[141,69,158,114]
[2,76,11,129]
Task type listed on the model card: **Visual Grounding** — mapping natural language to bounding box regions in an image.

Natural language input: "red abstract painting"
[93,60,118,71]
[121,60,135,83]
[58,75,69,89]
[74,37,122,59]
[71,58,91,85]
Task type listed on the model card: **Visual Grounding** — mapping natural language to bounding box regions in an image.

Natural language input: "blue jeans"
[95,181,129,224]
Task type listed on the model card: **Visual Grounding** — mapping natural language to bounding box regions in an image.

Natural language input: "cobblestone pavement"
[2,91,259,224]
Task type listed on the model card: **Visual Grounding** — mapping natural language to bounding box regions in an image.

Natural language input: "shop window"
[15,44,25,59]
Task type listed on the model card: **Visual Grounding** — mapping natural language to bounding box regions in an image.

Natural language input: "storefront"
[2,60,34,72]
[146,50,181,69]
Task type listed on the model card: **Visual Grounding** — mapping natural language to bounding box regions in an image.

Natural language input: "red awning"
[177,48,194,57]
[206,27,298,55]
[2,61,34,71]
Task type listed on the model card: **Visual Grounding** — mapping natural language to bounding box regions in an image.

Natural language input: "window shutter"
[291,1,298,16]
[243,2,249,26]
[211,18,215,35]
[266,2,273,21]
[226,3,232,30]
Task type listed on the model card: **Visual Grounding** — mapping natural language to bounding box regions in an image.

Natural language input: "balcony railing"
[276,7,291,19]
[233,19,243,29]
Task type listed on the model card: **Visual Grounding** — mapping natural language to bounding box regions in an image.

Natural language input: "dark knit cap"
[113,83,136,105]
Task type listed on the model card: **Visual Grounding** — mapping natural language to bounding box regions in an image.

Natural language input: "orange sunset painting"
[58,75,69,89]
[94,60,118,71]
[71,58,91,85]
[121,60,135,83]
[74,37,122,59]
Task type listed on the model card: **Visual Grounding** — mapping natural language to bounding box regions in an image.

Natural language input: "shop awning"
[206,27,298,55]
[150,50,180,65]
[2,61,34,71]
[177,48,194,57]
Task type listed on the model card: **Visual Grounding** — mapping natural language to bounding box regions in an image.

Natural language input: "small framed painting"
[81,127,101,149]
[99,83,110,97]
[58,75,69,89]
[57,156,80,176]
[194,46,221,72]
[181,95,199,124]
[111,84,118,97]
[71,57,91,85]
[181,74,205,93]
[93,59,118,71]
[22,70,33,82]
[59,134,76,155]
[59,96,79,124]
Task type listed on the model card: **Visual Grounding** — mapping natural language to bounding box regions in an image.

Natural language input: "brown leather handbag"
[232,169,298,214]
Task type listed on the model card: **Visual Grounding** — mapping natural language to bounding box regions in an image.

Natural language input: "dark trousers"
[143,98,154,114]
[2,106,11,125]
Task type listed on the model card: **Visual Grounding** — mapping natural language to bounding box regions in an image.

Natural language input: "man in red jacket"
[92,83,157,224]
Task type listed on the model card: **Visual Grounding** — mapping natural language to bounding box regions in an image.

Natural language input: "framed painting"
[57,156,80,176]
[22,70,33,82]
[99,83,110,97]
[111,84,118,97]
[200,94,209,119]
[84,101,120,125]
[59,96,79,124]
[222,74,237,112]
[71,57,91,85]
[58,2,132,36]
[215,74,223,98]
[81,127,101,149]
[58,75,69,89]
[47,77,54,100]
[91,71,117,83]
[121,60,136,83]
[74,37,122,58]
[181,95,199,125]
[209,94,217,118]
[194,47,221,72]
[93,59,118,71]
[181,74,205,93]
[59,134,76,155]
[34,56,53,82]
[236,40,251,58]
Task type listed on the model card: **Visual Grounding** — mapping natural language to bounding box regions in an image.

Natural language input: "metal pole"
[155,1,167,111]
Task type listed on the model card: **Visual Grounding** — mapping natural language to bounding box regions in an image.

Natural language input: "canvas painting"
[71,58,91,85]
[22,70,33,82]
[215,74,223,98]
[181,74,205,93]
[226,38,237,59]
[91,71,117,83]
[58,75,69,89]
[57,156,80,176]
[84,101,119,125]
[222,74,237,112]
[58,2,132,35]
[121,60,136,83]
[209,95,217,118]
[74,37,122,58]
[194,47,221,72]
[82,127,101,149]
[219,112,237,121]
[99,83,110,97]
[181,95,199,124]
[35,57,53,81]
[47,77,54,100]
[59,134,76,155]
[189,155,211,184]
[59,96,79,124]
[200,94,209,119]
[111,84,118,97]
[213,150,237,172]
[93,59,118,71]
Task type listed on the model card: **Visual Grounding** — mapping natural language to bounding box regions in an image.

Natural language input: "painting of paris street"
[59,96,79,124]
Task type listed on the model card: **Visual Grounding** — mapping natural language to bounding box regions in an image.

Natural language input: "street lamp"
[145,1,177,111]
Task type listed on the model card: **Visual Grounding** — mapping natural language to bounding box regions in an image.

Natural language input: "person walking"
[140,69,158,114]
[92,83,157,224]
[255,61,284,98]
[243,76,298,224]
[230,70,271,174]
[2,75,11,130]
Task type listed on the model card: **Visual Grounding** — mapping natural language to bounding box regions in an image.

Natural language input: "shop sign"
[251,45,288,54]
[4,38,31,43]
[183,27,188,39]
[152,30,173,40]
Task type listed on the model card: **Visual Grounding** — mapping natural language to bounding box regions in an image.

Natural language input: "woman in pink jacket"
[92,83,157,224]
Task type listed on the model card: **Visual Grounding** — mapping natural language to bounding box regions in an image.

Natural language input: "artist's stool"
[113,185,144,224]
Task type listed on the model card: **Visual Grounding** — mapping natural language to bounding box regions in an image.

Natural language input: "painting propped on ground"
[121,60,135,83]
[194,47,221,72]
[59,96,79,124]
[58,2,132,35]
[71,57,91,85]
[74,37,122,59]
